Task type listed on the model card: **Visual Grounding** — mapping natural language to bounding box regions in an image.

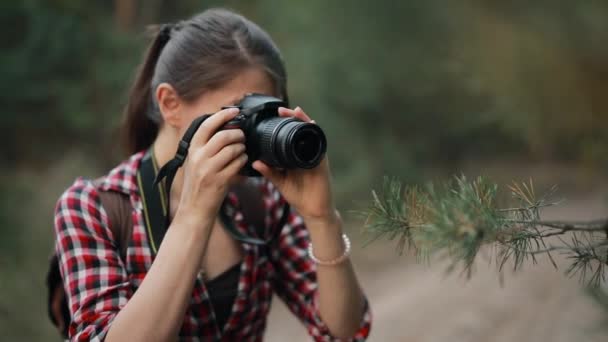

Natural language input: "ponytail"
[122,25,172,155]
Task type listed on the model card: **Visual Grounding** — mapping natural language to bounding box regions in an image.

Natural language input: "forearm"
[106,216,212,342]
[306,215,366,339]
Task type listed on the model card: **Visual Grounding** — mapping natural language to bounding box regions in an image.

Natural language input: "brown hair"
[122,8,288,154]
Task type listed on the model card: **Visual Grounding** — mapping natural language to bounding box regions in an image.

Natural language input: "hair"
[122,8,288,155]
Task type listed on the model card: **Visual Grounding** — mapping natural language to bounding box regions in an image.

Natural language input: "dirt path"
[265,192,608,341]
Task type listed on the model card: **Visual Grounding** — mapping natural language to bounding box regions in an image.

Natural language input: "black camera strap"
[137,151,169,254]
[148,113,291,251]
[154,114,211,194]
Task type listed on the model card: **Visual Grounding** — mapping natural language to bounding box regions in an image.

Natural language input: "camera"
[217,93,327,176]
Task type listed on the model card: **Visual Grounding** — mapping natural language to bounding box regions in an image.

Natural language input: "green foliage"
[0,175,54,339]
[0,1,142,163]
[0,179,29,258]
[363,176,608,286]
[363,176,505,272]
[3,0,608,176]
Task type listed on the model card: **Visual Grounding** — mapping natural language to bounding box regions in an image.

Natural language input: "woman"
[54,8,371,341]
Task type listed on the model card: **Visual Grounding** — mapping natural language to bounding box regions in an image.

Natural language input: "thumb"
[252,160,284,185]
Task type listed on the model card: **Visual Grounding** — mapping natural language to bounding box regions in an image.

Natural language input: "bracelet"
[307,233,351,266]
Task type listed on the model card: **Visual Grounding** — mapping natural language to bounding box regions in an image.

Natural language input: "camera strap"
[142,124,294,253]
[154,114,211,194]
[140,148,273,253]
[137,150,169,254]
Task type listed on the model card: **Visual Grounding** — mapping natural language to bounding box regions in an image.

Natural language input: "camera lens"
[291,127,324,164]
[255,117,327,169]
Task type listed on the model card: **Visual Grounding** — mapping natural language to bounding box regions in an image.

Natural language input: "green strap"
[137,151,168,254]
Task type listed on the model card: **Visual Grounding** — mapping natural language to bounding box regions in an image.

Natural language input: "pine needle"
[361,175,608,287]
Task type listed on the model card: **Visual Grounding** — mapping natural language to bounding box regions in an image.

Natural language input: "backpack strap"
[97,190,133,260]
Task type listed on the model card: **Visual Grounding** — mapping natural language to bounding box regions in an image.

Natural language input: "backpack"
[46,181,286,339]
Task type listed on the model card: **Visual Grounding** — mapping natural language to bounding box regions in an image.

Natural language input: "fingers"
[278,106,313,122]
[190,107,240,148]
[219,153,249,179]
[203,129,245,157]
[207,143,246,171]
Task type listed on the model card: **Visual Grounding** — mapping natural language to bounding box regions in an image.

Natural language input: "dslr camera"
[217,93,327,176]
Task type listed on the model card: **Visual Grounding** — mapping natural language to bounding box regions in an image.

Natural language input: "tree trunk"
[115,0,136,31]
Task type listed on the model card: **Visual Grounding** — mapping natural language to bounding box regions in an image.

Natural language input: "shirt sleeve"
[54,179,132,341]
[265,183,372,341]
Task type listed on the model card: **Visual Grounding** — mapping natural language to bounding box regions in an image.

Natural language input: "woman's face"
[176,67,276,137]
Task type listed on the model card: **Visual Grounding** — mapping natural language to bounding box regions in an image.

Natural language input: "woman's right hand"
[173,107,247,228]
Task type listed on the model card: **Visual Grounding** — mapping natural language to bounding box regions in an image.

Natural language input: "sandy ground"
[265,190,608,341]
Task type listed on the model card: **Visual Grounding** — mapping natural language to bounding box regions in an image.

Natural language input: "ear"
[155,83,182,128]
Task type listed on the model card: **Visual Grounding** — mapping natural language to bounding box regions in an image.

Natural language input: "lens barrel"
[255,117,326,169]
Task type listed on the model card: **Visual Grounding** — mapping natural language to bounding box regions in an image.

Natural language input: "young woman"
[54,8,371,341]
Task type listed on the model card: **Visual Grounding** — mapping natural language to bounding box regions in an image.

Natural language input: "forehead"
[208,67,277,107]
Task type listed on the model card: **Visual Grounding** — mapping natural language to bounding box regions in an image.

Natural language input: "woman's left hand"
[252,106,339,226]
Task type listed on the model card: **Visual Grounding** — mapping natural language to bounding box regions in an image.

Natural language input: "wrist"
[172,207,214,233]
[305,213,348,264]
[308,233,351,266]
[303,209,342,232]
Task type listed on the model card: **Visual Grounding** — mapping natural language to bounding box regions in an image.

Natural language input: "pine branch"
[527,241,608,255]
[361,176,608,287]
[533,220,608,231]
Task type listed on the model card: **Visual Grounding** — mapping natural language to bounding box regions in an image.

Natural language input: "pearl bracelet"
[307,233,351,266]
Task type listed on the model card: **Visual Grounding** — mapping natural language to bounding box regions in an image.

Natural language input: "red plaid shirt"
[54,152,371,341]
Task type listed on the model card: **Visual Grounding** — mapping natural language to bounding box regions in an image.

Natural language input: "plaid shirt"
[54,152,372,341]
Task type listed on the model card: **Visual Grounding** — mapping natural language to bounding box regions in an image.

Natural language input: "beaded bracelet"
[307,233,351,266]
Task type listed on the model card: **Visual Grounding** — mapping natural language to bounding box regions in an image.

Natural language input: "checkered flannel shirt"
[54,151,372,341]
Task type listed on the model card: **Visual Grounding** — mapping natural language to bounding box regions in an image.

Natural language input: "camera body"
[218,93,327,176]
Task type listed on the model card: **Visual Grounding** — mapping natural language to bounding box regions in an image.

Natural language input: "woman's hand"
[174,107,248,227]
[252,106,339,226]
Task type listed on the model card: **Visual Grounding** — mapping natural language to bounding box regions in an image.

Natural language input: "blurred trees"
[2,0,607,174]
[0,1,143,165]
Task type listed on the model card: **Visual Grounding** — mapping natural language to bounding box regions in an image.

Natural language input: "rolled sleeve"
[54,179,132,341]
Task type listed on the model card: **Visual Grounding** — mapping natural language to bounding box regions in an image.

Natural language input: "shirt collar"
[96,151,145,195]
